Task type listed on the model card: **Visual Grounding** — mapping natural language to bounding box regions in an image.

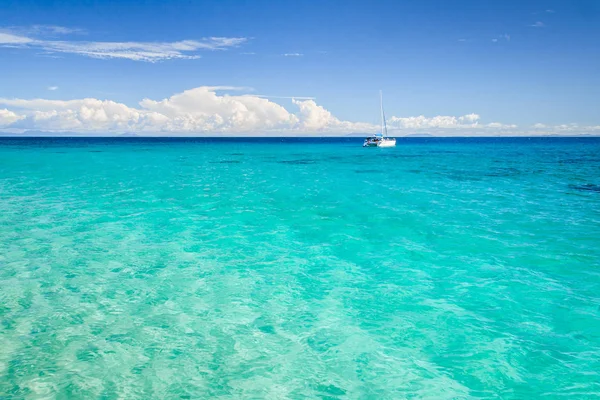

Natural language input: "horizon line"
[1,135,599,139]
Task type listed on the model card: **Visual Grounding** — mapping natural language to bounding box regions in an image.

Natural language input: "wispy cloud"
[0,32,33,44]
[29,25,87,36]
[283,53,303,57]
[4,25,87,37]
[546,9,555,13]
[252,95,316,100]
[47,86,58,91]
[205,86,254,92]
[492,34,510,43]
[0,27,248,62]
[241,52,256,55]
[531,21,545,28]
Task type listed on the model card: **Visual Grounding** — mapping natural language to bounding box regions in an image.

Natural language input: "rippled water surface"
[1,137,599,399]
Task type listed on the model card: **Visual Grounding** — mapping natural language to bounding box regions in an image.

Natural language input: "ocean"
[1,137,599,399]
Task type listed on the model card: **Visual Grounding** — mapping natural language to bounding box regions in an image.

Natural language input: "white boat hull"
[377,138,396,147]
[363,138,396,147]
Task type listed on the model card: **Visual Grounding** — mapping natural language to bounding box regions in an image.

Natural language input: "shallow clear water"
[1,137,599,399]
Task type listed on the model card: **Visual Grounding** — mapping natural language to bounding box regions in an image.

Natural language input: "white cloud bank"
[388,113,517,130]
[0,86,597,136]
[0,109,25,127]
[0,86,373,135]
[0,26,247,62]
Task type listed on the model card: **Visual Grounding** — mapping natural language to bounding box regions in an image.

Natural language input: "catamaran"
[363,91,396,147]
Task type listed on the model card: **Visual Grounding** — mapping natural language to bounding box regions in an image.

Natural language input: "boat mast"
[380,90,388,137]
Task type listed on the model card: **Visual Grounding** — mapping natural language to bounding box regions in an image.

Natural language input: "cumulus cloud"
[386,113,524,135]
[0,86,372,134]
[0,109,25,127]
[555,123,580,131]
[486,122,517,129]
[47,86,58,91]
[292,99,373,132]
[459,113,480,123]
[2,87,595,136]
[389,113,484,129]
[528,123,600,135]
[0,27,247,62]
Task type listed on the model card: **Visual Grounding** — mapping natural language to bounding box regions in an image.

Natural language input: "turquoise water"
[1,137,599,399]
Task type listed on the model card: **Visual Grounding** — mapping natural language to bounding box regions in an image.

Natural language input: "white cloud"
[555,123,580,131]
[459,113,480,123]
[486,122,517,129]
[283,53,303,57]
[0,32,34,44]
[0,86,372,134]
[389,113,482,129]
[1,87,597,136]
[546,9,555,13]
[292,99,373,132]
[526,123,600,135]
[0,109,25,127]
[531,21,545,28]
[254,95,316,100]
[387,114,521,134]
[47,86,59,91]
[492,34,510,43]
[0,27,247,62]
[14,25,87,36]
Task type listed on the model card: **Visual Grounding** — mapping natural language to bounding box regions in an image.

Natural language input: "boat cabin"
[363,133,383,147]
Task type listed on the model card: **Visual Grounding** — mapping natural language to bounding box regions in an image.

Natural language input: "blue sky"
[0,0,599,135]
